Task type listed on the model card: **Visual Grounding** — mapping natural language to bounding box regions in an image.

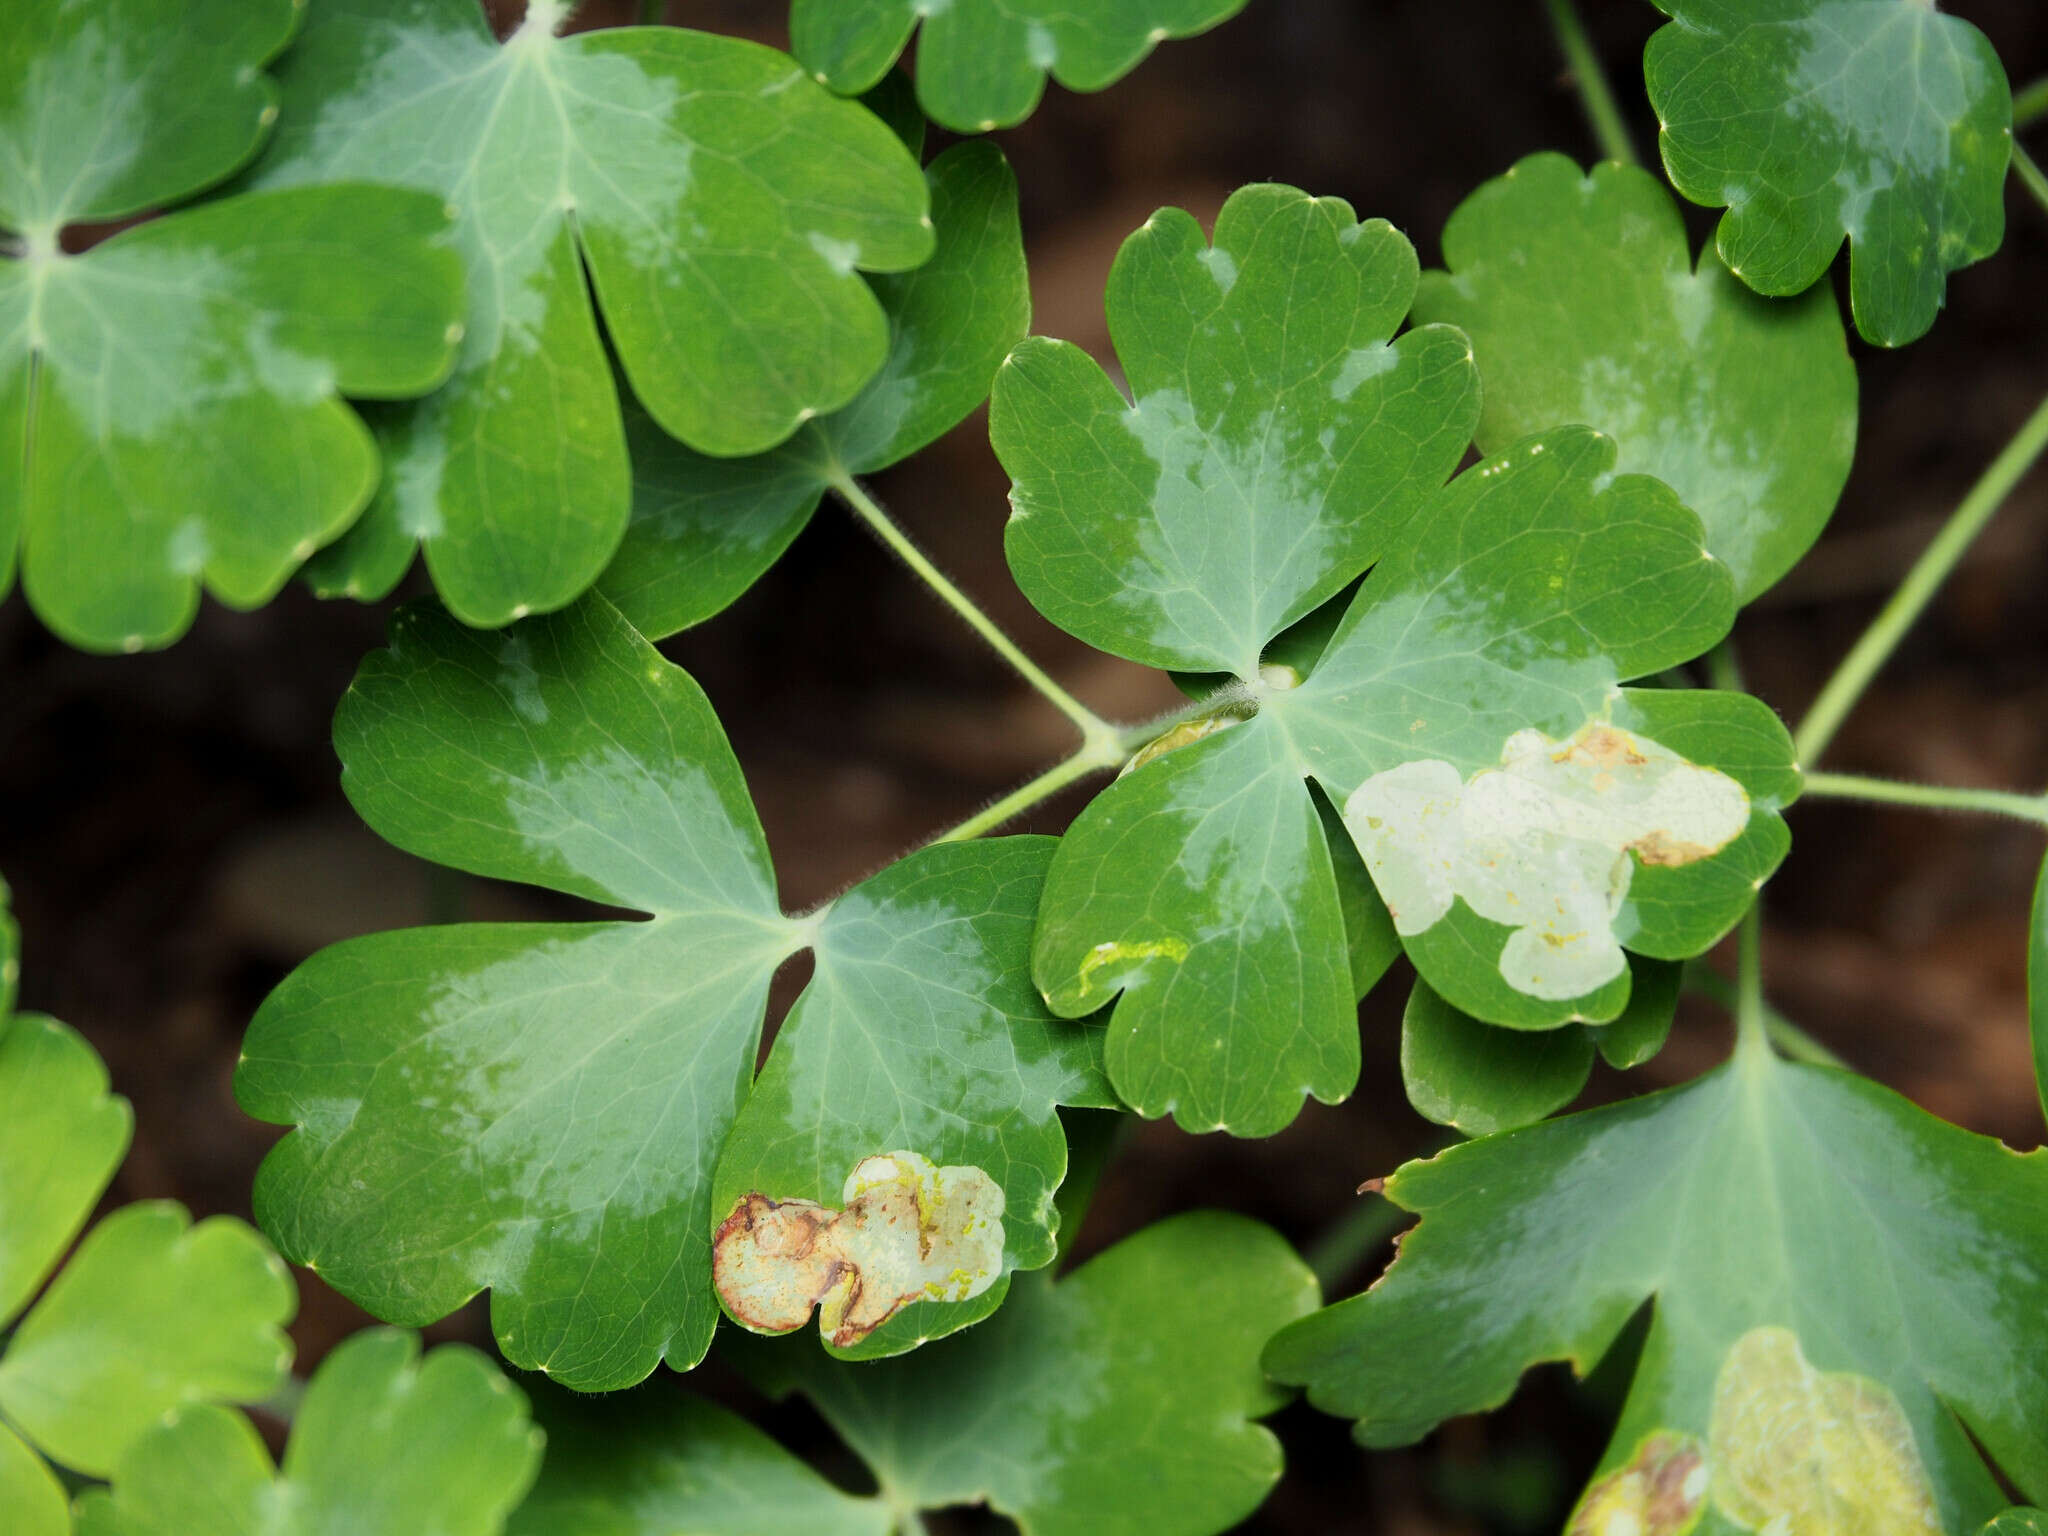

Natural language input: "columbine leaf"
[1411,153,1857,600]
[0,1422,66,1536]
[1265,1047,2048,1531]
[1986,1513,2048,1535]
[790,0,1248,133]
[1011,217,1793,1120]
[0,0,465,652]
[1400,981,1593,1138]
[245,0,932,626]
[2031,851,2048,1124]
[238,595,1108,1387]
[0,1016,130,1327]
[1645,0,2012,347]
[741,1211,1319,1536]
[1591,957,1682,1071]
[74,1330,541,1536]
[597,140,1029,638]
[507,1387,890,1536]
[0,1203,294,1477]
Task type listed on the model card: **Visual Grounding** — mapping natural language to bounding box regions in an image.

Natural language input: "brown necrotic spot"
[1567,1430,1708,1536]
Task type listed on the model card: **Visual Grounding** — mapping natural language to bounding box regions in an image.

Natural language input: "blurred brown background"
[4,1,2046,1530]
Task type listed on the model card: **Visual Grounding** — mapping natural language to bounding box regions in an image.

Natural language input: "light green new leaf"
[1266,1048,2048,1532]
[742,1211,1319,1536]
[247,0,932,626]
[0,1017,130,1328]
[1401,982,1593,1138]
[0,1203,294,1478]
[790,0,1248,133]
[598,140,1029,638]
[0,1423,66,1536]
[1412,153,1857,600]
[75,1330,542,1536]
[1645,0,2012,347]
[238,595,1108,1387]
[0,0,465,652]
[508,1386,890,1536]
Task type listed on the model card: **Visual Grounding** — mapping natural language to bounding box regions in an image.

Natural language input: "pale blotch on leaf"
[1342,722,1750,1000]
[713,1151,1004,1348]
[1568,1430,1709,1536]
[1120,712,1244,777]
[1077,937,1189,995]
[1708,1326,1942,1536]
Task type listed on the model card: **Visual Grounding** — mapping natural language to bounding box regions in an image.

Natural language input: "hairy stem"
[1544,0,1640,166]
[1801,771,2048,827]
[928,743,1124,844]
[2015,142,2048,221]
[2016,76,2048,131]
[830,473,1123,756]
[1705,636,1744,693]
[1794,390,2048,765]
[1733,907,1770,1064]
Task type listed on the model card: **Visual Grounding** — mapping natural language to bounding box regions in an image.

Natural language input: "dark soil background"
[5,1,2047,1531]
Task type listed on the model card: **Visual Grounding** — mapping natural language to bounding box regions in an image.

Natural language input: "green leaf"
[1985,1513,2048,1535]
[0,875,17,1021]
[1645,0,2012,347]
[1401,981,1593,1138]
[597,140,1029,638]
[0,1422,67,1536]
[1411,153,1857,600]
[1590,957,1682,1071]
[1019,295,1790,1123]
[742,1211,1319,1536]
[790,0,1249,133]
[0,1016,130,1327]
[0,0,466,650]
[74,1330,542,1536]
[239,596,1109,1387]
[0,1203,294,1477]
[246,0,933,627]
[507,1386,890,1536]
[712,836,1113,1360]
[2031,851,2048,1125]
[1265,1049,2048,1530]
[998,183,1480,679]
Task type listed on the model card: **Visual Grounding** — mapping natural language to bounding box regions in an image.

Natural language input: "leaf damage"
[713,1151,1004,1348]
[1568,1430,1708,1536]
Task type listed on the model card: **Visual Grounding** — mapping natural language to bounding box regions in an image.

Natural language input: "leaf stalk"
[2014,142,2048,221]
[1793,390,2048,765]
[1543,0,1640,167]
[2016,76,2048,131]
[1799,771,2048,828]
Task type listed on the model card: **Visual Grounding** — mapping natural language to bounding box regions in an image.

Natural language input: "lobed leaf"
[75,1330,542,1536]
[1645,0,2012,346]
[247,0,933,626]
[508,1387,890,1536]
[1412,153,1857,601]
[1266,1047,2048,1530]
[790,0,1249,133]
[741,1211,1320,1536]
[238,595,1109,1388]
[0,0,466,651]
[597,140,1029,637]
[1400,981,1594,1138]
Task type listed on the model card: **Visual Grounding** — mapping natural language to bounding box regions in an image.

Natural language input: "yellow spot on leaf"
[1709,1326,1941,1536]
[1078,937,1190,994]
[1568,1431,1708,1536]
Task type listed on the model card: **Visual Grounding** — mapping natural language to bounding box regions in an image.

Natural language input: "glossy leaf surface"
[743,1211,1319,1536]
[598,141,1028,637]
[1267,1049,2048,1531]
[508,1387,890,1536]
[0,0,465,651]
[248,0,932,626]
[790,0,1249,132]
[1412,154,1857,600]
[76,1330,541,1536]
[238,596,1106,1387]
[1015,255,1792,1123]
[1646,0,2012,346]
[1400,982,1592,1138]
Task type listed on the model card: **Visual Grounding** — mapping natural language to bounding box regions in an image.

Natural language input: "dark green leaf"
[1591,957,1682,1071]
[790,0,1249,133]
[743,1211,1319,1536]
[245,0,933,626]
[1412,153,1857,600]
[1266,1048,2048,1529]
[508,1385,890,1536]
[597,141,1028,637]
[1646,0,2012,346]
[1400,982,1593,1138]
[75,1330,541,1536]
